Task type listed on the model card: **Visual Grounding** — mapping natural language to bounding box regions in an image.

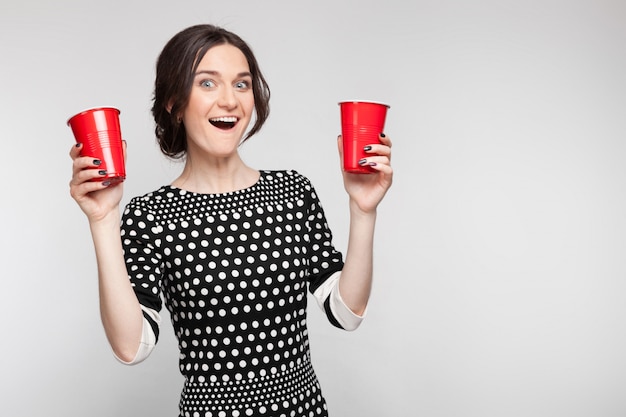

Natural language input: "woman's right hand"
[69,142,125,222]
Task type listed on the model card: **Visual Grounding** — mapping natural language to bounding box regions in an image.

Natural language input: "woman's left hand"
[337,133,393,214]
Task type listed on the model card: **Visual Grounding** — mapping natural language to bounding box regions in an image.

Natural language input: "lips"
[209,116,238,130]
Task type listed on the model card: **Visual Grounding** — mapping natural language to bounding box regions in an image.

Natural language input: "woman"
[69,24,392,417]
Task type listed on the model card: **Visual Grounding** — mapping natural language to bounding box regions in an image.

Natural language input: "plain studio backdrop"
[1,0,625,416]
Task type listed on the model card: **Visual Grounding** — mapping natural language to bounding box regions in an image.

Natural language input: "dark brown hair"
[152,24,271,159]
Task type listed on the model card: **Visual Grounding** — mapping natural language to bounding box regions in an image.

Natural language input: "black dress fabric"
[121,170,345,417]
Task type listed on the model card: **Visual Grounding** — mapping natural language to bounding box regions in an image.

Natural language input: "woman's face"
[181,43,255,159]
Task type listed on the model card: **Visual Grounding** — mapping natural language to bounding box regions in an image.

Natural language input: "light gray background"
[1,0,625,416]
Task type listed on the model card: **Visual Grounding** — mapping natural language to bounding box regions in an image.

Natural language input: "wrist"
[349,198,377,220]
[89,208,121,232]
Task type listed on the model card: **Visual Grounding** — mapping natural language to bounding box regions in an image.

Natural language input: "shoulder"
[259,169,313,189]
[123,186,175,217]
[258,170,323,207]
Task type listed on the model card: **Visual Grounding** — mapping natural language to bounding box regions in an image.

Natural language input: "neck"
[172,153,259,194]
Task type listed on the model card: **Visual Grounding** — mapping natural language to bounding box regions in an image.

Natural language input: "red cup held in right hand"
[67,107,126,184]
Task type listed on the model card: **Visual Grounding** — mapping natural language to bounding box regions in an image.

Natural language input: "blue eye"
[201,80,216,88]
[236,81,251,90]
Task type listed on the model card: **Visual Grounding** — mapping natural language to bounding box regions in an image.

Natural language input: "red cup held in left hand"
[339,100,390,174]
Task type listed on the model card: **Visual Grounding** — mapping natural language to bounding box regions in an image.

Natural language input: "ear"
[167,100,182,123]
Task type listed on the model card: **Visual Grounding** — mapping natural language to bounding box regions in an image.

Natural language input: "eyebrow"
[194,70,252,78]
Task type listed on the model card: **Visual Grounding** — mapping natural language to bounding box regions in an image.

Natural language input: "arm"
[337,203,377,315]
[69,143,144,362]
[336,134,393,315]
[91,210,144,362]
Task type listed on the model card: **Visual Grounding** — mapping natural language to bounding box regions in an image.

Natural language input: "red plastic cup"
[339,100,390,174]
[67,107,125,184]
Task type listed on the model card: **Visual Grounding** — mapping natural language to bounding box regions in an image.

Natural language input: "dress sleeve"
[311,271,365,331]
[300,175,358,330]
[120,197,165,345]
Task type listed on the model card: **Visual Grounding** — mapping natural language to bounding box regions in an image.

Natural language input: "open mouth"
[209,116,238,130]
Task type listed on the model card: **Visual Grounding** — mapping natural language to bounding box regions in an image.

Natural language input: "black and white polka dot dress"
[121,170,345,417]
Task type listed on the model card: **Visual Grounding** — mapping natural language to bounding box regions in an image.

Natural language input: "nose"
[217,85,237,109]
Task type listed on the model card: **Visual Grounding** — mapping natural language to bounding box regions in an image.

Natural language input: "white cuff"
[113,306,160,365]
[313,271,366,331]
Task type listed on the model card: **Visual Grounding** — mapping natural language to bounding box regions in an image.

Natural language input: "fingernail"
[93,159,102,166]
[363,145,372,151]
[98,170,107,175]
[102,180,111,187]
[358,158,367,166]
[75,143,81,147]
[369,162,377,167]
[380,133,386,138]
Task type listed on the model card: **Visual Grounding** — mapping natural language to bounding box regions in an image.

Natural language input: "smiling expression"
[181,43,255,159]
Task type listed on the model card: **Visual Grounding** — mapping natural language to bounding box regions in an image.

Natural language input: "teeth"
[210,117,237,123]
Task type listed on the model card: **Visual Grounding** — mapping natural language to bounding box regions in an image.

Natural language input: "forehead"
[196,43,250,73]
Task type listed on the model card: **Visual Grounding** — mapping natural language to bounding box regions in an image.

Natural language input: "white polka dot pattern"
[121,171,343,417]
